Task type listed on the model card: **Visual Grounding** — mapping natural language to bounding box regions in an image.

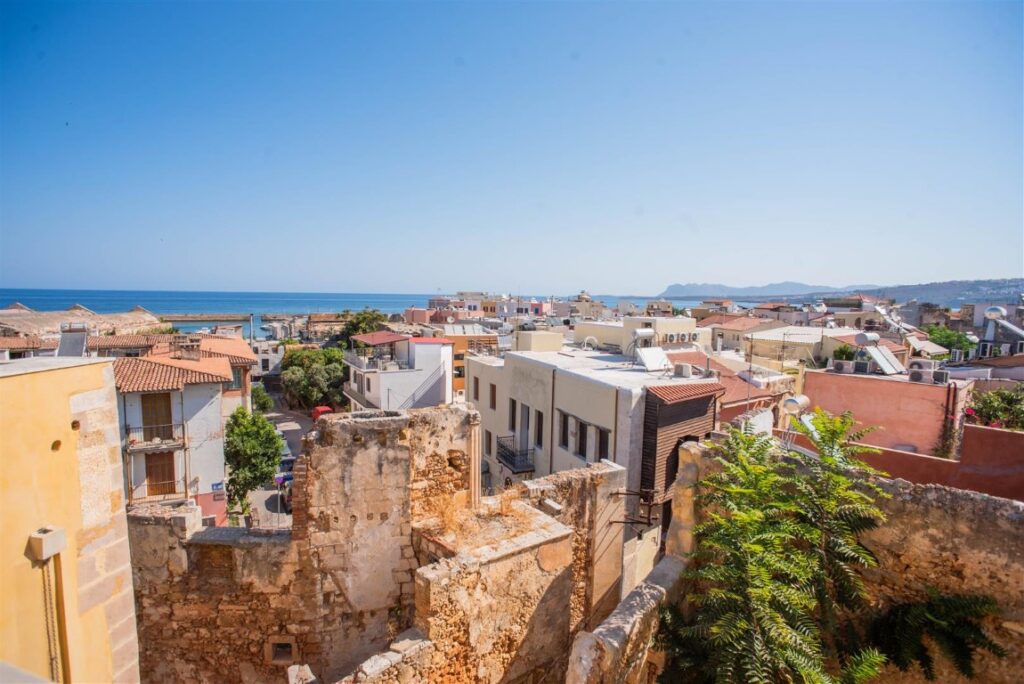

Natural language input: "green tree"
[659,416,887,683]
[967,385,1024,431]
[341,308,387,343]
[251,383,274,413]
[659,429,835,683]
[868,590,1005,680]
[833,344,856,361]
[224,407,282,514]
[923,325,976,352]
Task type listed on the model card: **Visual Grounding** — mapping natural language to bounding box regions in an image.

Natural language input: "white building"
[113,354,232,525]
[342,331,454,410]
[465,338,725,527]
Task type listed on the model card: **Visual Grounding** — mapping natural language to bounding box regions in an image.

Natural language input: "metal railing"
[343,349,408,371]
[397,365,445,409]
[129,476,188,502]
[497,435,535,473]
[125,424,185,451]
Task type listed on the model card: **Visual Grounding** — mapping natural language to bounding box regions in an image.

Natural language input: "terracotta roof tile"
[646,382,726,404]
[351,331,409,346]
[113,356,233,393]
[701,316,779,332]
[87,334,174,349]
[0,336,58,350]
[666,350,775,405]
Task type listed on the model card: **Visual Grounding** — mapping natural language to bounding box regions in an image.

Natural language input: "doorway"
[145,451,176,496]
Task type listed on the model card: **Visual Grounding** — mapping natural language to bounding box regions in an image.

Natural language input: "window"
[262,358,270,371]
[366,377,371,393]
[576,420,588,459]
[597,428,610,460]
[454,366,465,378]
[229,367,243,389]
[489,383,496,410]
[473,377,480,401]
[485,430,492,456]
[535,410,544,448]
[559,411,569,449]
[454,353,465,361]
[508,399,517,431]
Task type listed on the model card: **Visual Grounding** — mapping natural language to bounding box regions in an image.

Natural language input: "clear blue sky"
[1,1,1020,295]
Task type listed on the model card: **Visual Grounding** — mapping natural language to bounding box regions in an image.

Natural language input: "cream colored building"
[0,358,140,683]
[465,345,725,532]
[574,316,711,353]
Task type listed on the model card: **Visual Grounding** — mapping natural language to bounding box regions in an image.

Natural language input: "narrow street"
[247,395,315,529]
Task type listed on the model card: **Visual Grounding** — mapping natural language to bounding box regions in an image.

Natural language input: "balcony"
[342,382,376,410]
[125,424,185,452]
[496,435,535,474]
[128,475,189,504]
[343,349,409,371]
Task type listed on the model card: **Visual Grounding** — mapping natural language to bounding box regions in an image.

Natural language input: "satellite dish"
[447,316,455,324]
[984,306,1006,321]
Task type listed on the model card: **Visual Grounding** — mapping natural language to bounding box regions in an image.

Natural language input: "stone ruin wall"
[337,461,628,684]
[861,480,1024,683]
[568,442,1024,684]
[128,406,477,684]
[129,506,309,683]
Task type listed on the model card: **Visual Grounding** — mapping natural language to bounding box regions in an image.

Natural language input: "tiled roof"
[196,334,258,365]
[351,331,409,346]
[87,334,174,349]
[666,350,775,406]
[410,337,453,344]
[646,382,726,404]
[113,356,233,393]
[0,336,58,350]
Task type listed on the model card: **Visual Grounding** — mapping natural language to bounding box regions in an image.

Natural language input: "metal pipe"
[52,554,71,684]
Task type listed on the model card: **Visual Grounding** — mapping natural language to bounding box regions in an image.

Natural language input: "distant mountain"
[657,281,878,298]
[656,278,1023,308]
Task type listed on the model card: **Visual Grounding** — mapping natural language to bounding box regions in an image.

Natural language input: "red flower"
[965,407,976,416]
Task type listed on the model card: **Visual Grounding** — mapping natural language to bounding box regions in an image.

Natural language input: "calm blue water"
[0,288,674,337]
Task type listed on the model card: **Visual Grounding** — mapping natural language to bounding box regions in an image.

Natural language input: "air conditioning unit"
[978,342,993,357]
[932,370,950,384]
[949,349,963,363]
[854,361,870,374]
[907,358,936,371]
[908,369,934,383]
[831,360,856,374]
[666,333,677,343]
[690,332,700,342]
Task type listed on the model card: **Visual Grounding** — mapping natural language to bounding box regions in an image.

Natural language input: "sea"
[0,288,686,338]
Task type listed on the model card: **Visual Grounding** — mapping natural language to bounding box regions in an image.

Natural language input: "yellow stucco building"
[0,357,140,683]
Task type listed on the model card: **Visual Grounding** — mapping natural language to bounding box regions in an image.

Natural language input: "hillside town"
[1,286,1022,683]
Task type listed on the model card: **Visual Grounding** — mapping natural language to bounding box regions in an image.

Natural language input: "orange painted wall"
[802,371,969,455]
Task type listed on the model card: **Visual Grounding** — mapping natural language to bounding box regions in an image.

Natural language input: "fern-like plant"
[789,410,888,656]
[868,590,1005,680]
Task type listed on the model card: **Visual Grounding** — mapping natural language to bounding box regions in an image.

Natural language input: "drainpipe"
[548,368,556,475]
[53,553,71,684]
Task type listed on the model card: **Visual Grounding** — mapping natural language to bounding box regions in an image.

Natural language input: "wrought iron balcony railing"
[125,423,185,452]
[496,435,535,474]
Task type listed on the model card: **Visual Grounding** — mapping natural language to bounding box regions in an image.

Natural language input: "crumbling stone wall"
[339,461,628,684]
[128,502,311,683]
[129,407,477,684]
[518,460,627,633]
[862,481,1024,683]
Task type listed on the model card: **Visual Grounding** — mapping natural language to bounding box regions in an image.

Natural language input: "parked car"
[311,406,334,421]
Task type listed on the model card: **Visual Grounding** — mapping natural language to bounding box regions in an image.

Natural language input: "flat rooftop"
[0,356,111,378]
[746,326,862,343]
[806,367,973,388]
[504,347,725,392]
